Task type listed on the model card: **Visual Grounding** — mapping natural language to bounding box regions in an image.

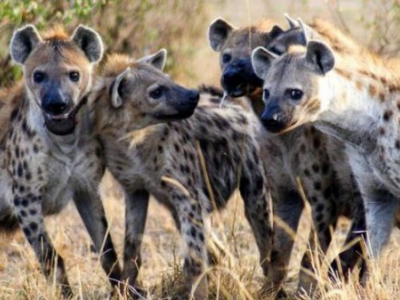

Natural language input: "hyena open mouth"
[44,96,88,136]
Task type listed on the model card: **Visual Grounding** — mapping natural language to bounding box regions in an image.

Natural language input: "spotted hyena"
[209,17,365,296]
[0,25,121,296]
[91,50,272,299]
[252,20,400,282]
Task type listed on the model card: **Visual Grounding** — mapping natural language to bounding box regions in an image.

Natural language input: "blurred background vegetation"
[1,0,400,87]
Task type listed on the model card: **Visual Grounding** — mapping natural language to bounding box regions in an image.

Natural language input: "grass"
[1,172,400,299]
[1,1,400,299]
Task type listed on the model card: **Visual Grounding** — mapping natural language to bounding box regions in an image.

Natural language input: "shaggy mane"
[102,53,136,77]
[41,24,70,41]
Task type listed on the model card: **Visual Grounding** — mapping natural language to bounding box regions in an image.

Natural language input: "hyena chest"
[42,144,100,215]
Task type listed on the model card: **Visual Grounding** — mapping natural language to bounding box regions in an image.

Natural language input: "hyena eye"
[33,71,46,84]
[69,71,80,82]
[222,53,231,64]
[150,87,163,99]
[288,89,303,100]
[263,89,270,100]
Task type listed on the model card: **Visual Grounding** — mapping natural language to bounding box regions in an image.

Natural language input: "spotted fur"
[92,53,272,298]
[0,25,121,297]
[210,17,365,296]
[252,23,400,284]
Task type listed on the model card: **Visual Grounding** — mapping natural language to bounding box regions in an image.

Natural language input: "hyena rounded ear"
[137,49,167,71]
[111,67,131,108]
[251,47,278,79]
[208,18,235,52]
[306,41,335,74]
[72,25,104,63]
[10,25,42,64]
[269,25,285,40]
[284,13,299,29]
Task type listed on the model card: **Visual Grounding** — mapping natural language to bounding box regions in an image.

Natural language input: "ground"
[1,172,400,300]
[1,1,400,299]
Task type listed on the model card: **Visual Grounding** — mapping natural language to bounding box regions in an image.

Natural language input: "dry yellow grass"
[1,1,400,299]
[1,171,400,300]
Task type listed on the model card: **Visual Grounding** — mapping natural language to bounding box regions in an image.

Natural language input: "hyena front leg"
[267,189,304,297]
[12,184,71,297]
[121,189,150,295]
[165,182,208,299]
[73,183,121,288]
[298,199,338,296]
[330,202,367,281]
[239,168,273,282]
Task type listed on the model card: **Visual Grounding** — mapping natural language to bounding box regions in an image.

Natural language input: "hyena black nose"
[223,70,242,88]
[42,91,68,115]
[261,107,287,133]
[189,89,200,103]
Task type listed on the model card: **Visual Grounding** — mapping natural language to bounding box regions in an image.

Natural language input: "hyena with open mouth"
[0,25,121,297]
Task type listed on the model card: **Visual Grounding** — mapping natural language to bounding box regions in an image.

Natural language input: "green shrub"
[0,0,206,85]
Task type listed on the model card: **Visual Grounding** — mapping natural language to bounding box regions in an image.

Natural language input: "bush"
[0,0,206,86]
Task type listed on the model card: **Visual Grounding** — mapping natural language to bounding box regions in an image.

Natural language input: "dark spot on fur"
[30,222,38,231]
[313,138,320,149]
[23,227,31,237]
[323,187,331,199]
[312,164,320,173]
[321,162,330,175]
[383,110,393,122]
[314,181,321,191]
[10,108,18,121]
[190,226,197,238]
[33,144,39,153]
[17,163,23,177]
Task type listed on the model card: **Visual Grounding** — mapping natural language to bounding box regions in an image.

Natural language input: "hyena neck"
[248,88,264,116]
[316,66,396,151]
[120,123,166,156]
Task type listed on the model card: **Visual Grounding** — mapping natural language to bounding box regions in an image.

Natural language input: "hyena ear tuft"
[284,13,299,29]
[137,49,167,71]
[10,25,42,64]
[208,18,235,52]
[72,25,104,63]
[251,47,278,79]
[306,41,335,74]
[111,67,131,108]
[269,25,284,40]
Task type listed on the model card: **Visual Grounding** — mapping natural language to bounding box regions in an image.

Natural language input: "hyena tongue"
[44,114,76,136]
[43,95,87,136]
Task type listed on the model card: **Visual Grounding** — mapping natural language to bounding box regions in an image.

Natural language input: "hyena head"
[251,39,335,133]
[10,24,103,135]
[208,18,284,98]
[94,49,199,133]
[266,15,318,56]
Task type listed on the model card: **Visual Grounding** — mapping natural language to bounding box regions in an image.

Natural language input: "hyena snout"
[167,88,200,119]
[42,88,71,115]
[176,88,200,110]
[261,105,289,133]
[222,58,263,97]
